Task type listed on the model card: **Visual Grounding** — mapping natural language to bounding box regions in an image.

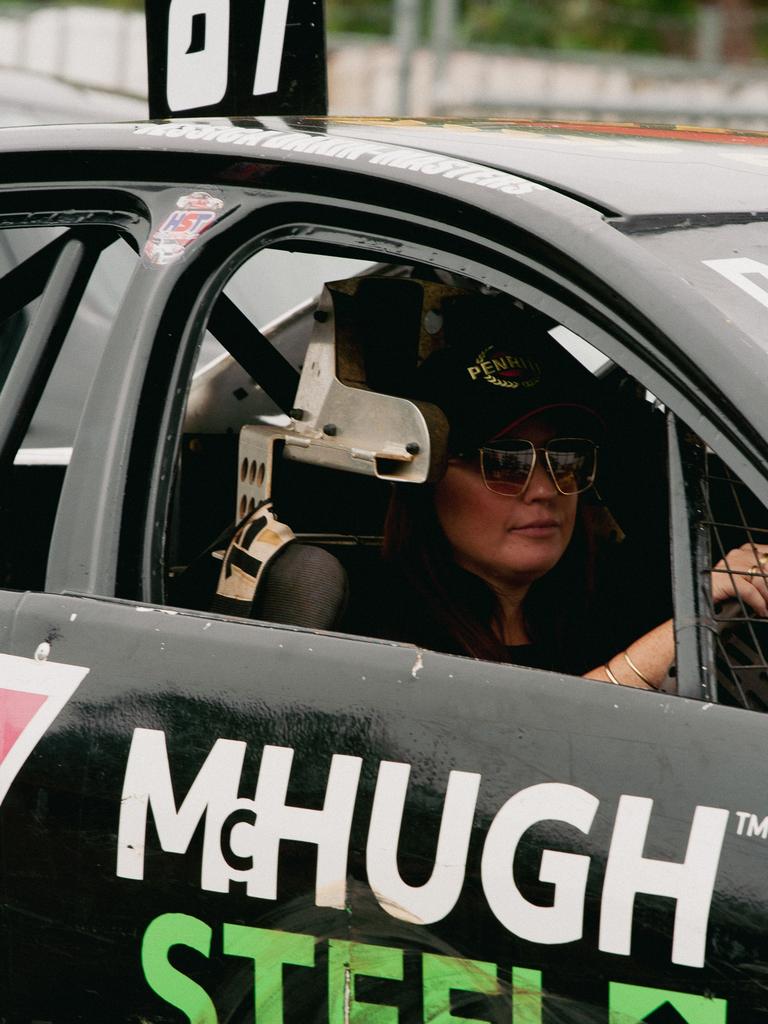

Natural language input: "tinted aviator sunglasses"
[477,437,599,496]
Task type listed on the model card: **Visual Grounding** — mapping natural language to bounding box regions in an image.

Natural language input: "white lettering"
[131,124,544,197]
[117,733,362,910]
[703,256,768,311]
[237,745,362,908]
[116,731,730,968]
[747,814,768,839]
[116,728,246,885]
[366,761,481,924]
[735,809,752,835]
[598,797,729,968]
[480,783,598,944]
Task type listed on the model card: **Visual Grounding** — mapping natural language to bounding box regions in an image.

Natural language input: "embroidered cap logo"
[466,346,542,390]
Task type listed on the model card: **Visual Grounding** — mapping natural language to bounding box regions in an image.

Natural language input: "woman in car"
[381,295,768,687]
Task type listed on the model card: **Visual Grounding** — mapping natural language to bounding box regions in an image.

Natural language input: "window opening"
[669,414,768,711]
[167,244,676,690]
[0,224,138,592]
[705,454,768,711]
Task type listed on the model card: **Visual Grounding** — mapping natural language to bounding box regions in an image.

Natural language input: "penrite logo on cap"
[0,653,88,807]
[466,346,542,389]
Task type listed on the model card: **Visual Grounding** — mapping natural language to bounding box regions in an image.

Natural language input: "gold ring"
[748,565,767,575]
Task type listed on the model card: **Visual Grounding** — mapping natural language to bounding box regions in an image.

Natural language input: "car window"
[667,417,768,709]
[0,218,139,592]
[161,234,678,690]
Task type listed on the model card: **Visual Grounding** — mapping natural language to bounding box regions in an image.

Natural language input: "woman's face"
[434,415,580,590]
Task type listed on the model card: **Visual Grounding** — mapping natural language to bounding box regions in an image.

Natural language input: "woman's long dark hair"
[381,482,600,670]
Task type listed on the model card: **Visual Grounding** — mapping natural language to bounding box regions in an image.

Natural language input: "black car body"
[2,74,768,1024]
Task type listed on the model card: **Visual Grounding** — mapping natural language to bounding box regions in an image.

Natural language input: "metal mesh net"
[701,452,768,711]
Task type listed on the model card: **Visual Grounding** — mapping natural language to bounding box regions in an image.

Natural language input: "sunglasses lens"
[481,440,534,495]
[545,438,596,494]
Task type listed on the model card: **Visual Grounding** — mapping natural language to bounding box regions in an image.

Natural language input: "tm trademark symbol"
[735,811,768,839]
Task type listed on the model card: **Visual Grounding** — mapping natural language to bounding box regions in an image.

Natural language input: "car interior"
[167,250,675,670]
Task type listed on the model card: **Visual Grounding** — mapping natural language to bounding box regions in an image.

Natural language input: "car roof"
[304,118,768,217]
[1,115,767,218]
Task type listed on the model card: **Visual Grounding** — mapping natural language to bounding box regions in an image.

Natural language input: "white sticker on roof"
[133,123,545,197]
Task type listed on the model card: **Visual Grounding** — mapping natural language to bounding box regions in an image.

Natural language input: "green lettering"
[141,913,217,1024]
[223,924,315,1024]
[328,939,404,1024]
[512,967,542,1023]
[609,982,727,1023]
[422,953,498,1024]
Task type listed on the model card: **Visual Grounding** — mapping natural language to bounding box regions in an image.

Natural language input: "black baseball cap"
[411,294,607,453]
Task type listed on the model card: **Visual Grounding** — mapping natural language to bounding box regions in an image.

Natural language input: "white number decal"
[703,256,768,311]
[167,0,230,111]
[254,0,290,97]
[166,0,289,111]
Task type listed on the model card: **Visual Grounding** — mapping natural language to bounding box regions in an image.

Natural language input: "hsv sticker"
[144,192,224,266]
[0,652,89,806]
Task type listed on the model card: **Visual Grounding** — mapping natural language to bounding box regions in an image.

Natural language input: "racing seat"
[209,275,452,633]
[210,499,349,630]
[254,543,349,630]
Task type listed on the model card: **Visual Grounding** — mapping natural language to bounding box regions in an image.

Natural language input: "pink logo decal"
[0,689,46,763]
[0,654,89,807]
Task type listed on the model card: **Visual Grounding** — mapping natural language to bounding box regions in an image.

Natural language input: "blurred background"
[0,0,767,126]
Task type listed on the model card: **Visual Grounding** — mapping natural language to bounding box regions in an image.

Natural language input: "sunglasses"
[477,437,598,496]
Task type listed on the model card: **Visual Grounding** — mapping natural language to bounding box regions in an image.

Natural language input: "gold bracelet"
[604,662,621,685]
[623,650,656,689]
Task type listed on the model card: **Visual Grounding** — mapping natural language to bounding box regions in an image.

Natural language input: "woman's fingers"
[711,543,768,615]
[723,574,768,618]
[739,541,768,567]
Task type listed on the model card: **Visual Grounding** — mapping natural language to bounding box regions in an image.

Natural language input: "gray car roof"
[299,118,768,217]
[0,116,767,217]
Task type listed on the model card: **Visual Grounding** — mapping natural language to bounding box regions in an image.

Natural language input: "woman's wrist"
[602,653,656,690]
[622,649,657,688]
[589,620,676,689]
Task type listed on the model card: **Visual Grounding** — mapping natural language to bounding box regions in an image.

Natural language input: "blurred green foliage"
[327,0,393,34]
[0,0,761,60]
[0,0,144,6]
[459,0,700,53]
[326,0,766,59]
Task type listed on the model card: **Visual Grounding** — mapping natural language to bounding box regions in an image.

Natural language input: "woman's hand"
[586,544,768,691]
[711,543,768,618]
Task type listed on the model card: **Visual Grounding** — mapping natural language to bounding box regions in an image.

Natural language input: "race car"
[2,3,768,1023]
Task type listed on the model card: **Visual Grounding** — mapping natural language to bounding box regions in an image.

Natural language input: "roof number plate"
[146,0,328,118]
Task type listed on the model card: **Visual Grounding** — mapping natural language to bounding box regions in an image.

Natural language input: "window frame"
[28,180,768,709]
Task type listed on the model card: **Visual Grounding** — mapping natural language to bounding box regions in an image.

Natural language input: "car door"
[2,149,768,1024]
